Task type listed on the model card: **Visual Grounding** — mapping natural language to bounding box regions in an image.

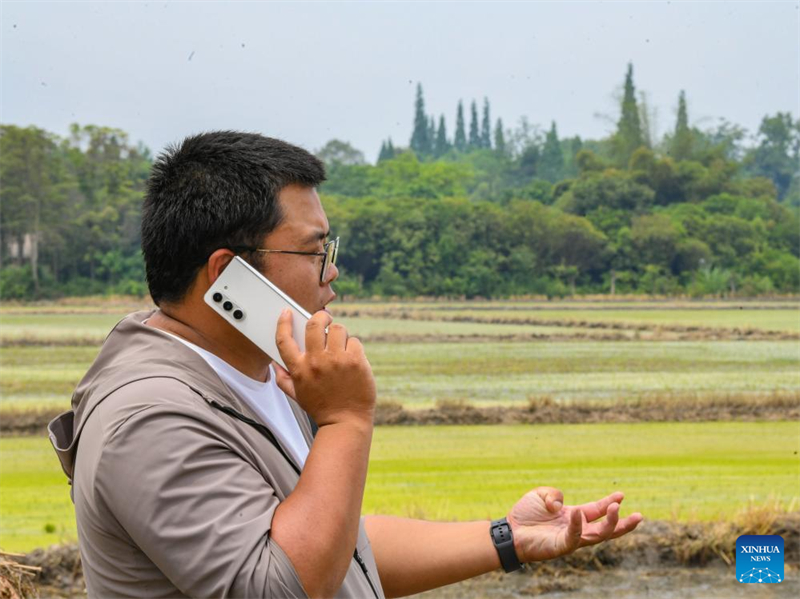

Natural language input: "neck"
[146,303,273,382]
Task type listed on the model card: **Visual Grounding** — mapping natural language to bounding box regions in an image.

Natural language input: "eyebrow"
[302,229,330,246]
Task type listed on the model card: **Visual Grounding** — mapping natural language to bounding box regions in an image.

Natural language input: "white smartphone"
[203,256,311,371]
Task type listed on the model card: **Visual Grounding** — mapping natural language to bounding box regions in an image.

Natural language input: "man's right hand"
[273,308,376,427]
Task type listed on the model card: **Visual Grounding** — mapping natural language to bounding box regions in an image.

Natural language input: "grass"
[3,340,798,408]
[341,303,800,333]
[0,314,624,345]
[0,436,78,552]
[363,422,800,523]
[1,422,798,552]
[366,341,800,406]
[1,299,798,553]
[337,317,606,338]
[431,308,800,333]
[0,313,127,342]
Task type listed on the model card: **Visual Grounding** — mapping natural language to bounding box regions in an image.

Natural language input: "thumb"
[272,362,296,399]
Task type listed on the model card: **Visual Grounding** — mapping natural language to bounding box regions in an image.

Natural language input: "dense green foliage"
[1,65,798,300]
[1,124,151,299]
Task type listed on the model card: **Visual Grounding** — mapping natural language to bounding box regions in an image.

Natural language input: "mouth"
[322,293,337,312]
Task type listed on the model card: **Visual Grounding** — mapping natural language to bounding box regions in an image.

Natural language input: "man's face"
[256,184,338,314]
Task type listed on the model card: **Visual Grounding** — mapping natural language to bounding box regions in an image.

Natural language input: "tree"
[480,98,492,149]
[468,100,480,149]
[630,214,680,269]
[494,118,507,156]
[638,91,655,149]
[434,115,449,157]
[612,63,644,166]
[669,90,694,161]
[454,101,467,152]
[316,139,366,167]
[410,83,431,156]
[377,139,396,163]
[427,116,436,155]
[745,112,800,201]
[517,145,540,179]
[0,126,68,292]
[539,121,564,183]
[559,170,654,215]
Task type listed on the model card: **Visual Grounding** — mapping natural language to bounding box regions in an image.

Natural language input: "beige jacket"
[48,310,385,599]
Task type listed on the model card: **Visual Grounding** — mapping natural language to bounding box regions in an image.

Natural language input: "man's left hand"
[506,487,643,563]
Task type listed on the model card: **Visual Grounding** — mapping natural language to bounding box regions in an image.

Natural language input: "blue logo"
[736,535,784,584]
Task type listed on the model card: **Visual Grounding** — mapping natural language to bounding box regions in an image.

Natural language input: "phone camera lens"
[233,309,243,320]
[212,292,223,302]
[222,301,233,311]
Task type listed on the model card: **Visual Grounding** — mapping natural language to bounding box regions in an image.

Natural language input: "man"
[49,131,642,598]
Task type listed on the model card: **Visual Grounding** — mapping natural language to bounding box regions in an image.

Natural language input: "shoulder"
[90,376,213,436]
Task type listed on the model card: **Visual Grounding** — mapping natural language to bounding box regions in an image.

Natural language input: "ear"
[207,248,236,285]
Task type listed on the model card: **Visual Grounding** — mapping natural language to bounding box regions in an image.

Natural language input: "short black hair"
[141,131,326,305]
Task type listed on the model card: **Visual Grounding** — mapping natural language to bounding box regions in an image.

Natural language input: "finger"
[305,310,333,354]
[534,487,564,513]
[272,362,296,399]
[345,336,365,356]
[275,309,301,370]
[609,513,644,539]
[575,492,625,522]
[326,323,348,352]
[579,502,620,546]
[565,507,583,551]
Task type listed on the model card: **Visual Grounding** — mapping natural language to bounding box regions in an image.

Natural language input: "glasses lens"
[321,237,339,282]
[331,237,339,266]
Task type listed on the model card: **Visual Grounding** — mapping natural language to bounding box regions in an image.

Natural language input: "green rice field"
[1,299,798,554]
[342,301,800,333]
[2,422,798,553]
[2,339,798,408]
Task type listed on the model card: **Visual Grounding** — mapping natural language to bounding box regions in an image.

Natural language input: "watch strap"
[490,517,523,572]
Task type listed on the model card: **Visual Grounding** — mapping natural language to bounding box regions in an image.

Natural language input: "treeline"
[1,64,798,300]
[319,65,800,298]
[0,124,151,298]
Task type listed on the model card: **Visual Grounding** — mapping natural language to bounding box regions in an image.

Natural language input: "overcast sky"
[2,0,798,163]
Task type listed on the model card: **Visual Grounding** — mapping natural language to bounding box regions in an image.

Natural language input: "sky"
[2,0,798,163]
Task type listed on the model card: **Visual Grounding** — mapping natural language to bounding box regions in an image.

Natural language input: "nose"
[323,261,339,285]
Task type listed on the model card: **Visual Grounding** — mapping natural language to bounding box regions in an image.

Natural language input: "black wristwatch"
[490,518,523,572]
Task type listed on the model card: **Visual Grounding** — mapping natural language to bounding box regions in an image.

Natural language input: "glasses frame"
[229,236,339,283]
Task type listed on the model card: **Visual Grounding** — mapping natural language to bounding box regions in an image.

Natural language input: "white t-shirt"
[156,329,310,468]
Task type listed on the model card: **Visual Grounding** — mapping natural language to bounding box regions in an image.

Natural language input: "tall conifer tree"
[410,83,430,157]
[540,121,565,182]
[454,101,467,152]
[468,100,480,149]
[435,114,449,157]
[378,140,389,163]
[480,98,492,149]
[670,90,693,161]
[494,118,506,155]
[613,63,644,165]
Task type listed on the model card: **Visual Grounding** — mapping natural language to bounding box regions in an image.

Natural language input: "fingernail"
[553,501,563,511]
[281,309,290,318]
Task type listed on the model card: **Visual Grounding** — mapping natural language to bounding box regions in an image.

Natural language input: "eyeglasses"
[230,237,339,283]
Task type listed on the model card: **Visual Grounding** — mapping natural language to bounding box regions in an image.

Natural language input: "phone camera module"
[212,292,223,303]
[222,301,233,311]
[233,309,244,320]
